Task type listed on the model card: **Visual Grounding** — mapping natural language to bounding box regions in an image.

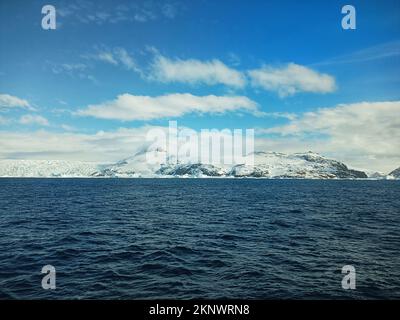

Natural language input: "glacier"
[0,160,102,178]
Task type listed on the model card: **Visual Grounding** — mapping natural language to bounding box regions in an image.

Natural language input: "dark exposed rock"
[228,164,269,177]
[389,167,400,178]
[157,163,224,176]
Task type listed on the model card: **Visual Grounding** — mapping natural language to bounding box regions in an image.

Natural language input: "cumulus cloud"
[248,63,336,97]
[0,125,250,164]
[150,55,247,88]
[0,94,32,110]
[77,93,259,121]
[147,52,337,95]
[258,101,400,172]
[19,115,49,126]
[81,48,338,96]
[1,100,399,172]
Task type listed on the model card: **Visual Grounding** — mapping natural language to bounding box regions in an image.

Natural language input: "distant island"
[0,148,398,179]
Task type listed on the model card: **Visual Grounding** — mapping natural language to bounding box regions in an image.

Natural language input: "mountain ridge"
[0,150,380,179]
[1,149,398,179]
[389,167,400,178]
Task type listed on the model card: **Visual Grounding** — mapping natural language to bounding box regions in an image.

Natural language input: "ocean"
[0,178,399,299]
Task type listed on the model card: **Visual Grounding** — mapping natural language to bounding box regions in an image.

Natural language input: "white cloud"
[51,63,87,74]
[0,125,249,163]
[81,48,337,96]
[19,115,49,126]
[0,127,159,162]
[0,94,32,110]
[89,48,140,73]
[248,63,336,97]
[150,55,246,88]
[97,52,118,65]
[113,48,138,71]
[1,100,399,172]
[314,40,400,66]
[78,93,259,121]
[262,112,297,120]
[58,1,180,25]
[258,101,400,172]
[49,62,97,84]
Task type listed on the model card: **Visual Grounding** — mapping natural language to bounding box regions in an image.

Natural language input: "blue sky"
[0,0,399,171]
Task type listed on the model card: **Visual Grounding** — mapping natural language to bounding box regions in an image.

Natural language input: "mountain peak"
[389,167,400,178]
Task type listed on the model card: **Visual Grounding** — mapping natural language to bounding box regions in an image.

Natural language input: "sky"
[0,0,399,172]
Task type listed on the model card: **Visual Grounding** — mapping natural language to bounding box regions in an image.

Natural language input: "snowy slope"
[96,150,368,179]
[388,167,400,179]
[92,147,171,178]
[0,160,101,177]
[0,150,370,179]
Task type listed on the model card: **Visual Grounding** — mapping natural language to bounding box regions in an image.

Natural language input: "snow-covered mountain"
[93,149,368,179]
[91,146,169,178]
[0,150,373,179]
[0,160,101,177]
[366,171,388,179]
[388,167,400,179]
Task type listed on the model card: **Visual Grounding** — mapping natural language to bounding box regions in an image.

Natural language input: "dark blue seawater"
[0,178,399,299]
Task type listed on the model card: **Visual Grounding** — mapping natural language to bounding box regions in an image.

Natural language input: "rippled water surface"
[0,178,399,299]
